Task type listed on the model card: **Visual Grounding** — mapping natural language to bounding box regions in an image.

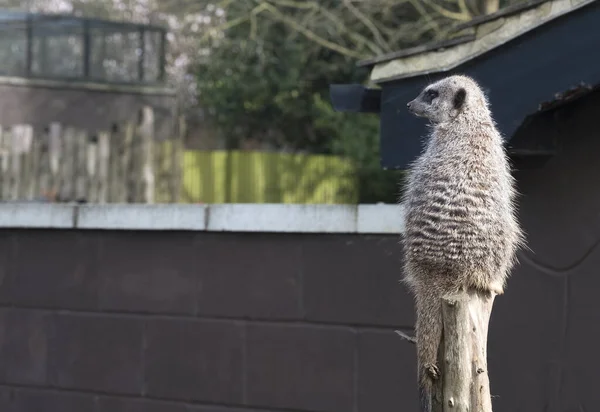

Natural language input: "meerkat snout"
[406,98,424,117]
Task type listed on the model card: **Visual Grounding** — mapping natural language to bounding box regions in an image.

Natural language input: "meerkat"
[400,75,523,412]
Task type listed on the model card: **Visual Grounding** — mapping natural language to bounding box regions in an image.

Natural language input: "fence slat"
[59,126,77,202]
[48,122,62,198]
[19,125,35,200]
[86,135,98,203]
[97,131,110,203]
[154,134,167,203]
[0,126,6,201]
[75,130,88,202]
[124,121,136,203]
[108,125,120,203]
[1,128,12,201]
[170,114,185,203]
[9,126,22,201]
[139,106,155,204]
[39,126,52,200]
[29,126,42,200]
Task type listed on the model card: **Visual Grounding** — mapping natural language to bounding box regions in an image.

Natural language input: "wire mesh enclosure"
[0,10,166,84]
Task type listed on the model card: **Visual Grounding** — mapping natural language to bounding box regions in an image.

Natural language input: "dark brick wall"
[3,91,600,411]
[0,230,418,412]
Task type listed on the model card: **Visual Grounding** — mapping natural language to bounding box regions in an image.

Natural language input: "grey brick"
[0,232,14,304]
[12,388,95,412]
[4,231,99,309]
[246,323,355,412]
[48,313,144,394]
[190,407,278,412]
[97,232,199,314]
[303,236,414,327]
[196,234,302,319]
[144,318,244,403]
[0,309,49,385]
[357,330,418,412]
[0,386,14,412]
[97,396,191,412]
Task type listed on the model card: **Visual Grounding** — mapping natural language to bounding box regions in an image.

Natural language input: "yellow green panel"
[179,150,358,204]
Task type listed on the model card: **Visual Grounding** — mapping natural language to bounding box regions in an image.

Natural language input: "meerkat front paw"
[488,281,504,296]
[424,363,441,380]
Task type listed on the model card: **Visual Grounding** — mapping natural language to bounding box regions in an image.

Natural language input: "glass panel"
[0,20,27,76]
[31,19,84,78]
[89,28,141,82]
[143,30,161,82]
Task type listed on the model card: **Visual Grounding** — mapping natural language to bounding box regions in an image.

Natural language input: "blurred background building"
[0,0,531,205]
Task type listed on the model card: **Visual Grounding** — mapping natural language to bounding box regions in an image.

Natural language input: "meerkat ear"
[453,88,466,110]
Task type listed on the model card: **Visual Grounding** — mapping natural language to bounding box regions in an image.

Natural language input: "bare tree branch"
[421,0,472,21]
[261,2,366,58]
[343,0,392,53]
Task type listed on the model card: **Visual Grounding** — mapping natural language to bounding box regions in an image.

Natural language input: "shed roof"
[361,0,596,84]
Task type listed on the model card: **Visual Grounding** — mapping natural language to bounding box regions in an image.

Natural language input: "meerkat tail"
[415,289,443,412]
[419,384,432,412]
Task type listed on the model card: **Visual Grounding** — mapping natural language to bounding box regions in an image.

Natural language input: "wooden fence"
[0,106,184,203]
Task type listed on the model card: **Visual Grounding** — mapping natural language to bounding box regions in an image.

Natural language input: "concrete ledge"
[0,203,76,228]
[357,204,406,234]
[0,203,406,234]
[206,204,359,233]
[77,204,207,231]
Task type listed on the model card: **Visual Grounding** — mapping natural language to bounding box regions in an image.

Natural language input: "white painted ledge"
[0,203,406,234]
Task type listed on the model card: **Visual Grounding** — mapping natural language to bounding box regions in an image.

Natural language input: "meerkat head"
[406,75,488,124]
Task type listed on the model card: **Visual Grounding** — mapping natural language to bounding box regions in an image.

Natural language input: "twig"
[421,0,472,21]
[395,329,417,344]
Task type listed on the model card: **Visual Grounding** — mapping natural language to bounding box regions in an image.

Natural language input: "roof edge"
[357,35,475,68]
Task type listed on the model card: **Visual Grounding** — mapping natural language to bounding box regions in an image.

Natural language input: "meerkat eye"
[424,89,439,103]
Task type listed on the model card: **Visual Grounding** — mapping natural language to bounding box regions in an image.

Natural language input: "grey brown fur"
[401,75,523,412]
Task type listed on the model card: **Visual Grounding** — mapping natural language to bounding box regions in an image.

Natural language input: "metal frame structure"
[0,10,167,85]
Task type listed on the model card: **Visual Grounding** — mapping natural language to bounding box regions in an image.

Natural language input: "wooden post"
[121,122,135,203]
[0,127,10,201]
[96,131,110,204]
[397,289,496,412]
[154,133,169,204]
[108,124,120,202]
[9,126,22,200]
[138,106,155,204]
[59,127,76,202]
[170,114,186,203]
[17,125,35,200]
[86,134,98,203]
[38,126,52,200]
[74,130,88,202]
[29,126,42,200]
[0,125,6,201]
[48,122,62,199]
[437,290,495,412]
